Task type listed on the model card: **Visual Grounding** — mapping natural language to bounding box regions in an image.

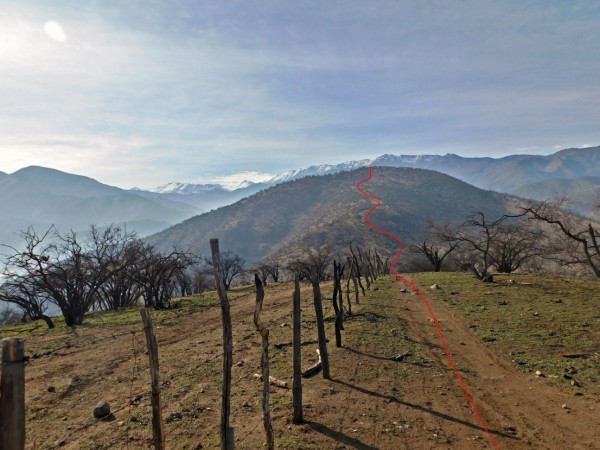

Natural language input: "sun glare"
[44,20,66,42]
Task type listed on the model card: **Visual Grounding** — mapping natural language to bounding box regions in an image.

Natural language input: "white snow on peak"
[151,182,223,194]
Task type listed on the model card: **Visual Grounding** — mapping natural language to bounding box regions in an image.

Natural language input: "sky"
[1,1,599,189]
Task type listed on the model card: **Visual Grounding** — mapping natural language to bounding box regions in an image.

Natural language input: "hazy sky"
[1,1,599,189]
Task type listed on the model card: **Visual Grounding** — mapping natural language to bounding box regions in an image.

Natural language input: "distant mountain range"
[146,146,600,215]
[149,146,600,195]
[1,145,598,250]
[145,167,516,265]
[0,166,200,248]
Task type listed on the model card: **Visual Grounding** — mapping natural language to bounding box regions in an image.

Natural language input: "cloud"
[1,1,599,187]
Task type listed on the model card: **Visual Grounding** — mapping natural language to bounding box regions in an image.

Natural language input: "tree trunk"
[41,314,55,329]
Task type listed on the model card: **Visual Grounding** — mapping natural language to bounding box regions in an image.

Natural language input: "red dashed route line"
[356,166,502,450]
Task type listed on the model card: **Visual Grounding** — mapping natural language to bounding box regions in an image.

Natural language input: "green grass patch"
[409,272,600,389]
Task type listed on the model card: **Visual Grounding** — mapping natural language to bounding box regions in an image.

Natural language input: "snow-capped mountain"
[372,154,439,165]
[151,182,226,194]
[267,159,372,184]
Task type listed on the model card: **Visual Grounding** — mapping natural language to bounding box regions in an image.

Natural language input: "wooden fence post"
[253,274,274,449]
[292,275,303,424]
[309,267,330,380]
[210,238,234,450]
[140,309,165,450]
[332,261,344,348]
[0,338,26,450]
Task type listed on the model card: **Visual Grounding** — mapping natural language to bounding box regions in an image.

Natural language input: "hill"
[514,176,600,220]
[145,167,516,263]
[0,166,200,248]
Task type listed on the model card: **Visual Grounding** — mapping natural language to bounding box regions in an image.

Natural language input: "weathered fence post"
[292,274,303,424]
[349,245,366,297]
[332,260,344,348]
[0,338,26,450]
[309,267,330,379]
[140,309,165,450]
[253,274,274,449]
[346,255,359,306]
[210,238,234,450]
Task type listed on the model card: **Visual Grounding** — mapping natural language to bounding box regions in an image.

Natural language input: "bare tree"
[96,239,145,311]
[0,303,25,326]
[255,264,271,286]
[205,250,245,290]
[191,267,213,294]
[489,222,544,273]
[413,222,461,272]
[1,225,136,326]
[265,259,281,283]
[521,198,600,277]
[436,212,544,280]
[0,281,54,328]
[133,244,197,309]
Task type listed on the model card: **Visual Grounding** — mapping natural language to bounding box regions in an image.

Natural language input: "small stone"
[571,380,582,387]
[93,401,111,419]
[280,323,288,327]
[130,416,138,422]
[535,370,544,377]
[532,312,539,316]
[117,421,125,427]
[47,385,56,393]
[167,411,183,423]
[235,360,244,367]
[561,404,569,409]
[430,284,440,290]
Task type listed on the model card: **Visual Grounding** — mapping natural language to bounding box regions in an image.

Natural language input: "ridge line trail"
[354,166,600,449]
[356,166,501,449]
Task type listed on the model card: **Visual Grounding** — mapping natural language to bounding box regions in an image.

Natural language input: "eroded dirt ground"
[11,276,600,449]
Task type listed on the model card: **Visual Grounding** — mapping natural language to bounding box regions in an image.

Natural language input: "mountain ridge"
[145,167,516,265]
[143,146,600,198]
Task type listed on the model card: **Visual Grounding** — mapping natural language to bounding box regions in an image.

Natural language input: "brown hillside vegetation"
[144,167,515,264]
[1,273,599,449]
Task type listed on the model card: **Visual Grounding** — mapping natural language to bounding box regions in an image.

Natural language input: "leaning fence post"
[210,238,234,450]
[140,309,165,450]
[254,274,274,449]
[0,338,26,450]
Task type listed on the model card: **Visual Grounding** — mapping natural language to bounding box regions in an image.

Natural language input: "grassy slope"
[405,272,600,391]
